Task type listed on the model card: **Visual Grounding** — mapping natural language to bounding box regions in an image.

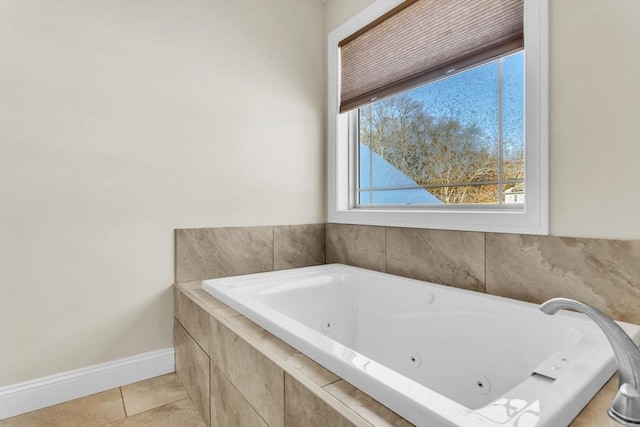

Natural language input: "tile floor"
[0,374,206,427]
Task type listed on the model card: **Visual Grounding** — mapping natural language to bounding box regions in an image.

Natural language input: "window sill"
[329,206,548,235]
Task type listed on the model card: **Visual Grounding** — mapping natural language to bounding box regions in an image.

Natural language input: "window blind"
[339,0,524,113]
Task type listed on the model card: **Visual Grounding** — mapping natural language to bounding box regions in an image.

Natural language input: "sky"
[412,51,524,150]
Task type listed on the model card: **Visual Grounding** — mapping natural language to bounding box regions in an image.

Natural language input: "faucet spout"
[540,298,640,426]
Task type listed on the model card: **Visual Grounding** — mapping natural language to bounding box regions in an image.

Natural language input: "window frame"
[327,0,549,235]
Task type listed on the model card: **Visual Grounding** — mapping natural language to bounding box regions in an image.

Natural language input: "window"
[328,0,548,234]
[357,52,524,207]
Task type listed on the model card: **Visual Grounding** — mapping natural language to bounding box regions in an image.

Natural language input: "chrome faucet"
[540,298,640,426]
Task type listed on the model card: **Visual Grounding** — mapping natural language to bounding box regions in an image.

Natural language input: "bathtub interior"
[203,264,640,425]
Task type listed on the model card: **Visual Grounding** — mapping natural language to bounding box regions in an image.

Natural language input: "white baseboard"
[0,347,175,420]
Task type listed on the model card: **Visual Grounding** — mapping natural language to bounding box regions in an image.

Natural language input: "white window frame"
[327,0,549,235]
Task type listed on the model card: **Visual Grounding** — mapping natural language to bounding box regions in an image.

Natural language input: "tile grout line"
[175,315,209,356]
[483,232,487,293]
[384,226,388,273]
[325,224,329,264]
[322,378,342,388]
[119,387,128,418]
[282,370,287,424]
[214,361,272,426]
[323,224,327,264]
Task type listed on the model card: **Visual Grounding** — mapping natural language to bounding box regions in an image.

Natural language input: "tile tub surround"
[174,223,638,425]
[274,224,325,270]
[326,223,640,325]
[326,224,386,272]
[175,281,636,427]
[175,319,210,426]
[173,283,412,427]
[486,234,640,324]
[175,224,326,283]
[386,227,485,293]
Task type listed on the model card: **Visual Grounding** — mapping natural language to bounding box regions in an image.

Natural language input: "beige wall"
[326,0,640,240]
[549,0,640,239]
[325,0,376,34]
[0,0,325,386]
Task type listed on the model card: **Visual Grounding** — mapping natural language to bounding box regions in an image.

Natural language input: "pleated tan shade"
[339,0,524,112]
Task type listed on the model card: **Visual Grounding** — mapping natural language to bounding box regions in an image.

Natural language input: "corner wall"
[0,0,325,387]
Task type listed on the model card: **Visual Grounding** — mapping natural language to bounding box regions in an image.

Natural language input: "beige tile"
[486,234,640,323]
[324,381,413,427]
[188,289,227,312]
[288,352,340,387]
[105,397,206,427]
[174,288,210,353]
[570,374,619,427]
[386,227,485,292]
[274,224,325,270]
[0,388,125,427]
[175,226,274,282]
[121,373,188,417]
[213,306,240,319]
[186,290,242,322]
[326,224,386,272]
[209,316,284,427]
[210,364,269,427]
[284,374,354,427]
[174,319,210,426]
[175,280,203,290]
[223,313,339,387]
[225,315,297,363]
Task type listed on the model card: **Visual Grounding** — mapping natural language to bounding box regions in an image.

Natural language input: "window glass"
[502,52,525,198]
[357,51,524,206]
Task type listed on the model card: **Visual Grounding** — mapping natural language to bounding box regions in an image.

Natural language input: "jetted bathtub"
[202,264,640,427]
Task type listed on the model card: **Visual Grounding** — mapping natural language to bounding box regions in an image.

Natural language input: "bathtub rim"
[202,263,640,427]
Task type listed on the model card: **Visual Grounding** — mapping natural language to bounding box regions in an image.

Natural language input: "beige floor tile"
[0,388,125,427]
[121,373,189,417]
[105,398,206,427]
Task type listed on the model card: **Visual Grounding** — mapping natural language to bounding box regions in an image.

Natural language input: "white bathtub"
[202,264,640,427]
